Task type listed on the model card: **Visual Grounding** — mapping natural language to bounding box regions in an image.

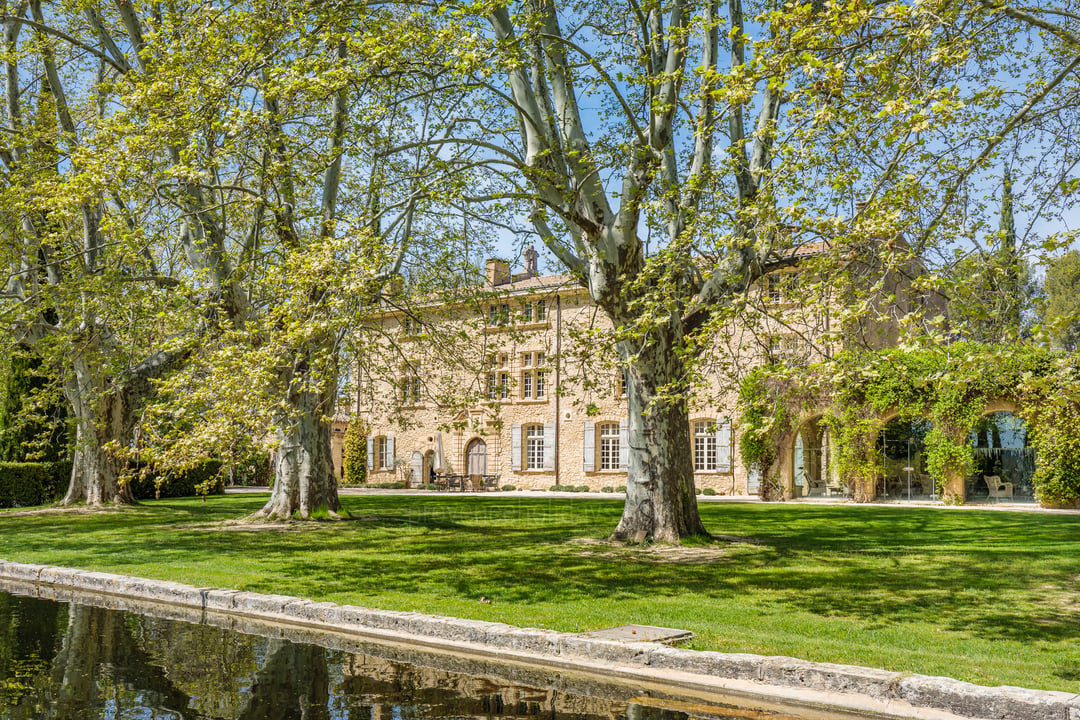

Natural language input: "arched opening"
[792,417,842,498]
[877,418,936,501]
[409,451,423,488]
[423,449,435,485]
[465,438,487,476]
[966,411,1036,503]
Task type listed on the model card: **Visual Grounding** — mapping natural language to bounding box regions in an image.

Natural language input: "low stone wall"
[1,560,1077,720]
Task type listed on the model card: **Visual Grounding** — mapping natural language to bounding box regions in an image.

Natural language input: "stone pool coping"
[0,560,1076,720]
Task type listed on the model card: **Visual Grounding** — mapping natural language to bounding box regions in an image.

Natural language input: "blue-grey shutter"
[619,419,629,470]
[511,424,522,471]
[583,421,595,472]
[717,417,732,472]
[366,437,374,471]
[543,422,555,470]
[387,436,395,468]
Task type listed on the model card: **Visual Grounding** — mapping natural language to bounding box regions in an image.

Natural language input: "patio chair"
[984,475,1014,499]
[482,474,498,491]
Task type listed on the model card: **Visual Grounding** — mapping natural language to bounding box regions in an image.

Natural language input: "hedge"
[128,460,225,499]
[0,461,71,508]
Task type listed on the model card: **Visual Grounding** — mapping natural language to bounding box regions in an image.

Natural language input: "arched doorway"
[465,438,487,476]
[792,417,841,498]
[423,450,435,485]
[409,451,423,488]
[967,411,1035,503]
[877,418,935,501]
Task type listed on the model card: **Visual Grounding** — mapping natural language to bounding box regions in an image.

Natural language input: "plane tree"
[0,0,469,515]
[410,0,1012,541]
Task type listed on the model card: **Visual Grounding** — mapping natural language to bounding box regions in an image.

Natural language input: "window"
[401,315,420,336]
[521,300,546,323]
[377,437,390,470]
[401,367,421,405]
[488,303,510,326]
[694,421,717,471]
[525,424,545,470]
[599,423,620,470]
[521,351,546,400]
[767,274,783,303]
[615,370,627,398]
[487,355,509,400]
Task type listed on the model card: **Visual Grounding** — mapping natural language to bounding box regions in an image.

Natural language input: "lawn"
[1,494,1078,692]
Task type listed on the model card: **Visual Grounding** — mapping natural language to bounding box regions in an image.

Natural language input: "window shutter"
[410,452,423,484]
[619,419,629,470]
[543,422,556,470]
[366,437,374,471]
[511,424,522,471]
[387,436,395,468]
[583,421,595,472]
[717,417,732,472]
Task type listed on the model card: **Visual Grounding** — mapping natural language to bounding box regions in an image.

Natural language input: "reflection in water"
[0,591,828,720]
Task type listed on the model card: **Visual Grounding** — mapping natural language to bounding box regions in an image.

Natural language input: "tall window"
[525,424,545,470]
[694,421,717,471]
[521,300,546,323]
[488,354,509,400]
[521,352,546,399]
[599,423,620,470]
[400,363,421,405]
[488,303,510,326]
[376,437,390,470]
[615,370,627,398]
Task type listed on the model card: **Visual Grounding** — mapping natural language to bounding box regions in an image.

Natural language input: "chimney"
[485,258,510,286]
[523,245,539,277]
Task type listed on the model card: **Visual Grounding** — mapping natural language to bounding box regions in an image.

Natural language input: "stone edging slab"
[1,560,1077,720]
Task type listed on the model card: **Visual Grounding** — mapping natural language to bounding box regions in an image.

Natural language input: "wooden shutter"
[543,422,555,470]
[717,416,732,472]
[511,424,522,471]
[366,437,374,471]
[619,419,629,470]
[387,436,395,468]
[583,421,595,472]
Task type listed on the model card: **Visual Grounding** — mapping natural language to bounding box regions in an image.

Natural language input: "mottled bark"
[255,347,341,520]
[610,332,707,543]
[61,358,135,506]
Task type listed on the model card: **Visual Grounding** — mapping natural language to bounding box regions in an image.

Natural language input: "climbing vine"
[738,343,1078,507]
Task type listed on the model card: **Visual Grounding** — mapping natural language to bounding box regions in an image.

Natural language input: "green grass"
[1,495,1079,692]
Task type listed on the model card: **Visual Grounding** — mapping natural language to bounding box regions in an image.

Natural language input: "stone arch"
[968,400,1035,504]
[464,437,487,476]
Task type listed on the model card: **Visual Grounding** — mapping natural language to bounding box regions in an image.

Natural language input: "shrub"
[501,484,516,491]
[0,461,71,507]
[342,418,368,486]
[418,483,440,490]
[129,460,224,499]
[702,487,717,496]
[601,486,614,493]
[371,482,406,489]
[615,485,627,493]
[576,485,590,492]
[549,484,569,491]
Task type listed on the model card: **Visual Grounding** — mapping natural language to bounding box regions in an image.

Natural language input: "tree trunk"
[61,359,135,506]
[610,332,707,543]
[255,347,341,520]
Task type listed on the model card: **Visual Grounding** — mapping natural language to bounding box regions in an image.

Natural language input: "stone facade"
[341,251,852,495]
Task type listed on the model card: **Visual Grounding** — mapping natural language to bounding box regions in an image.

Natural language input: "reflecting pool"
[0,587,867,720]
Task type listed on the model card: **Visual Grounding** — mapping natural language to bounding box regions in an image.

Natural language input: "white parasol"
[433,432,447,474]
